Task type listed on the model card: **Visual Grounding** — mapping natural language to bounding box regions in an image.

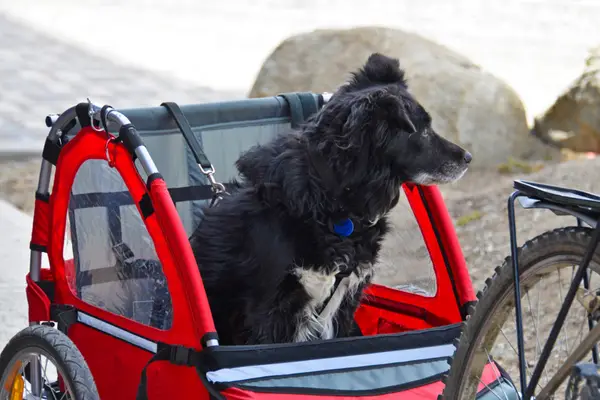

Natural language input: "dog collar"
[333,218,354,237]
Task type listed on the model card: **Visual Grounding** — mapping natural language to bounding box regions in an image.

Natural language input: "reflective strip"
[241,359,450,391]
[77,312,157,353]
[135,146,159,176]
[206,343,454,383]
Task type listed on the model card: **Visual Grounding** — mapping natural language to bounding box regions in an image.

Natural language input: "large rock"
[249,27,559,169]
[533,46,600,153]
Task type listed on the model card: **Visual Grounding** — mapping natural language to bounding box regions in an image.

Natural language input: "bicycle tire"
[441,226,600,400]
[0,324,99,400]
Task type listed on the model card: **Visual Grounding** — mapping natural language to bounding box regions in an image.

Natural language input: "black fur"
[189,53,471,345]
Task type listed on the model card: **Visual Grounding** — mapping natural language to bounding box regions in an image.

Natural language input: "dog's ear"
[397,105,417,134]
[372,90,419,135]
[346,53,407,91]
[363,53,406,84]
[340,91,417,149]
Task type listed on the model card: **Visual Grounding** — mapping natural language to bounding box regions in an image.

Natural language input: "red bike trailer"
[21,93,518,399]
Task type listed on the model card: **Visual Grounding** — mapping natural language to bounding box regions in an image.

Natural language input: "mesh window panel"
[63,159,173,329]
[372,192,437,297]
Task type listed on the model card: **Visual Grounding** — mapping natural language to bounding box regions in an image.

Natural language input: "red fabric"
[44,126,215,399]
[48,127,199,346]
[354,184,475,334]
[67,322,508,400]
[355,283,457,335]
[148,178,217,339]
[478,362,506,392]
[403,184,462,322]
[419,185,477,308]
[220,381,445,399]
[69,323,208,400]
[26,271,52,322]
[355,302,434,335]
[31,197,50,249]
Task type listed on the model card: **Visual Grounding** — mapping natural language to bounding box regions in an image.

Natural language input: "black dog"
[189,53,471,345]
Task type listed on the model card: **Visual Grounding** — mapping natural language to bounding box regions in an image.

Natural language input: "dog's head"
[235,53,471,223]
[304,53,471,221]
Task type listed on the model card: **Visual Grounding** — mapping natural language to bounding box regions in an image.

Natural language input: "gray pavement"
[1,0,598,127]
[0,200,31,350]
[0,12,242,154]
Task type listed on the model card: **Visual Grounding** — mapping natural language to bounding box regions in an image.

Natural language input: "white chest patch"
[293,262,372,342]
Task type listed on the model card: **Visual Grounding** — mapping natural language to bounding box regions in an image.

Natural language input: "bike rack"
[507,182,600,399]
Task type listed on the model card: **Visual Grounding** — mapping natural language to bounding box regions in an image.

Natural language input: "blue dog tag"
[333,218,354,237]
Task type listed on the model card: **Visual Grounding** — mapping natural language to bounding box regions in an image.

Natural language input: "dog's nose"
[464,152,472,164]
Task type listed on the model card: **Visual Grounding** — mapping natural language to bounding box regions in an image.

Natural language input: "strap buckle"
[197,163,226,193]
[198,164,229,207]
[169,345,195,366]
[206,171,227,195]
[198,163,216,176]
[160,101,229,201]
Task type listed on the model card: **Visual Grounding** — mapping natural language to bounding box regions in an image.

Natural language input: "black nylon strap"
[50,304,77,334]
[146,173,163,190]
[138,193,154,219]
[161,102,213,171]
[278,93,304,129]
[69,184,237,213]
[297,92,319,120]
[279,93,319,129]
[201,332,220,347]
[42,138,61,165]
[75,103,91,127]
[119,124,143,159]
[317,93,326,109]
[100,105,113,132]
[136,345,172,400]
[29,243,47,252]
[169,184,236,203]
[141,184,237,217]
[35,192,50,202]
[136,344,225,400]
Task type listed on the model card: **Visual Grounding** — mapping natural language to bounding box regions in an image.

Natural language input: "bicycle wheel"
[0,325,99,400]
[442,226,600,399]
